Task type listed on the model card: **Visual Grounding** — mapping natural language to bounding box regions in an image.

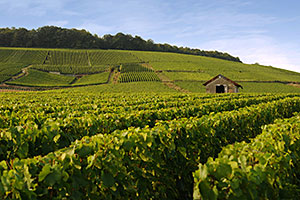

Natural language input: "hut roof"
[203,74,243,88]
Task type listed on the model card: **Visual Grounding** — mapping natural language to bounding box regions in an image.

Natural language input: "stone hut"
[203,74,243,93]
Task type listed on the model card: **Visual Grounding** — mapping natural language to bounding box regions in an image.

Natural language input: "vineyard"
[0,47,300,92]
[44,50,89,66]
[7,69,75,87]
[118,63,160,83]
[0,92,300,199]
[0,48,47,65]
[0,63,26,83]
[0,38,300,200]
[31,65,108,75]
[88,50,141,65]
[72,72,110,86]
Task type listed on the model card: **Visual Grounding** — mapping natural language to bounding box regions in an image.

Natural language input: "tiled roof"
[203,74,243,88]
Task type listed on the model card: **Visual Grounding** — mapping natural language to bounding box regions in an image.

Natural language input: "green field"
[0,63,26,83]
[88,50,142,65]
[0,91,300,199]
[0,47,299,93]
[32,65,109,74]
[72,72,110,86]
[240,82,300,93]
[1,38,300,200]
[0,47,47,64]
[7,69,75,87]
[163,72,211,81]
[70,82,174,93]
[174,81,206,93]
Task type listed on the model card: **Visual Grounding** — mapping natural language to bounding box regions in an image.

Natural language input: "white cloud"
[77,23,116,36]
[1,0,299,74]
[202,35,300,73]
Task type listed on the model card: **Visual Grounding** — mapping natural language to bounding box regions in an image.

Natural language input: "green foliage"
[0,47,299,91]
[0,26,241,62]
[240,82,300,93]
[72,72,110,86]
[0,63,26,83]
[0,75,10,83]
[120,63,152,73]
[0,48,47,64]
[163,72,211,81]
[118,72,160,82]
[0,93,288,160]
[174,81,206,93]
[88,50,141,65]
[45,50,89,66]
[0,93,300,199]
[70,82,175,93]
[148,58,300,82]
[0,63,24,75]
[32,65,108,74]
[7,69,75,87]
[194,114,300,199]
[117,63,160,83]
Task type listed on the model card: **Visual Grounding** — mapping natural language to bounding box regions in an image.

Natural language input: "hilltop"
[0,47,300,93]
[0,26,240,62]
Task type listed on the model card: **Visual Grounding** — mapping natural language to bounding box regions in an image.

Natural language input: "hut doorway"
[216,85,225,93]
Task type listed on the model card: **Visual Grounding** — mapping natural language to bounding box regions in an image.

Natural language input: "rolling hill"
[0,47,300,93]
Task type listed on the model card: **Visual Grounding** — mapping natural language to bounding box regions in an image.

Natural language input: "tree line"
[0,26,241,62]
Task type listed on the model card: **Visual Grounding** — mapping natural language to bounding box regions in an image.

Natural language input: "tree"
[0,26,242,62]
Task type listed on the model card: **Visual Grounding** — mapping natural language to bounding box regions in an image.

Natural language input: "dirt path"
[113,71,120,84]
[1,63,189,92]
[142,63,190,93]
[8,65,32,82]
[106,69,114,83]
[0,83,45,91]
[0,89,27,92]
[288,83,300,88]
[1,66,114,91]
[86,51,92,66]
[0,65,43,91]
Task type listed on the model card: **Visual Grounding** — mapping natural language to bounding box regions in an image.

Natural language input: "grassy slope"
[0,47,300,93]
[163,72,211,81]
[174,81,206,93]
[72,72,110,86]
[32,65,109,74]
[131,51,300,93]
[0,63,25,75]
[0,63,27,83]
[133,52,300,82]
[0,47,47,64]
[69,82,176,93]
[7,69,75,87]
[240,82,300,93]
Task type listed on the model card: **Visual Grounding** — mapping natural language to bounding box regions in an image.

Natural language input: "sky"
[0,0,300,73]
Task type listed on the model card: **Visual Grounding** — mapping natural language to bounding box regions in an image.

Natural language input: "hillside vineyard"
[0,46,300,199]
[1,47,300,93]
[0,26,241,62]
[0,92,300,199]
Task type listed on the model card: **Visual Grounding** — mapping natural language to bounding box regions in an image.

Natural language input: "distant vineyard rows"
[118,63,160,82]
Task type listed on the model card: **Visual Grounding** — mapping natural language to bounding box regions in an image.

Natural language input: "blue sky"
[0,0,300,73]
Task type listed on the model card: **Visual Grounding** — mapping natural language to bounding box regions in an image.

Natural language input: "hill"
[0,26,240,62]
[0,47,300,93]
